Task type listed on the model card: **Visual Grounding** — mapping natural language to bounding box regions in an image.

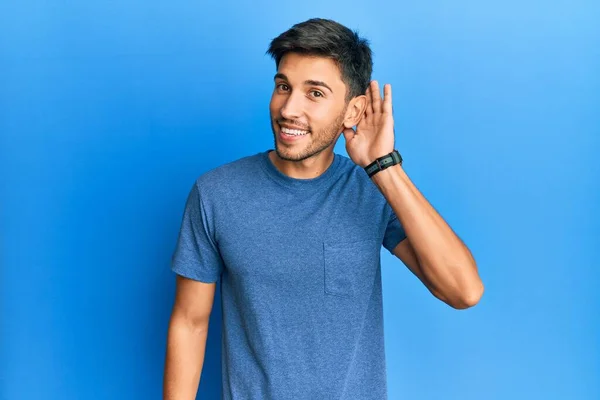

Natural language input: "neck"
[269,149,335,179]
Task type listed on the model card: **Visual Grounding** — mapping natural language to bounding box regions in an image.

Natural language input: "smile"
[280,127,309,136]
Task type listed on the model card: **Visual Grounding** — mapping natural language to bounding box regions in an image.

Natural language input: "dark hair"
[266,18,373,102]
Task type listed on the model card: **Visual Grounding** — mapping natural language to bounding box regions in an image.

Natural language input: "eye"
[276,83,289,91]
[310,90,324,98]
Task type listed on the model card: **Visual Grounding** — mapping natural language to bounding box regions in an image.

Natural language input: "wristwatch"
[364,150,403,178]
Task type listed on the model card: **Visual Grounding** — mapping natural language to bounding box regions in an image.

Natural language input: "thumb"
[342,127,356,143]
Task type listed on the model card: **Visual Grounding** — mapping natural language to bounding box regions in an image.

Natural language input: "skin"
[268,52,484,309]
[268,53,367,179]
[164,50,485,399]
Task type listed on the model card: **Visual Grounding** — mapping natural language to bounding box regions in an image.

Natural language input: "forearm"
[163,316,209,400]
[372,164,483,307]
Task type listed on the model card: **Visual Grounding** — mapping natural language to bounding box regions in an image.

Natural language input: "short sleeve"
[382,204,407,254]
[170,182,224,283]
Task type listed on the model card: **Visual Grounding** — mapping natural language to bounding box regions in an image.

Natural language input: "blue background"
[1,1,598,399]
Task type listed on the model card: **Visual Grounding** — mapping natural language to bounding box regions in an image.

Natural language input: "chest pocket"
[323,238,380,298]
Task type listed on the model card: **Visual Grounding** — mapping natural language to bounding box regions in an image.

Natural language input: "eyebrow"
[274,73,333,94]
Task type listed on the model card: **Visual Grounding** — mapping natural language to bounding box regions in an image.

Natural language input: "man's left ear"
[343,95,368,129]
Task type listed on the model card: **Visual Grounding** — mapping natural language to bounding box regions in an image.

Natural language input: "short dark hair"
[266,18,373,102]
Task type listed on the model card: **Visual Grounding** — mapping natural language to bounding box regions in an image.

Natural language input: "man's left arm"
[372,163,484,309]
[341,80,483,310]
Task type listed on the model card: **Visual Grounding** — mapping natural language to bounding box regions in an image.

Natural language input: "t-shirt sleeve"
[382,204,407,254]
[170,181,224,283]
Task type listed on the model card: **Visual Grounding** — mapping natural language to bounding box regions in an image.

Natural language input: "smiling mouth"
[280,126,310,136]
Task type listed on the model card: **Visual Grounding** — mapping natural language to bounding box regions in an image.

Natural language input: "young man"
[163,18,483,400]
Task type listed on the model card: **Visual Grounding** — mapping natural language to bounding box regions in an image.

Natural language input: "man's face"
[269,53,349,162]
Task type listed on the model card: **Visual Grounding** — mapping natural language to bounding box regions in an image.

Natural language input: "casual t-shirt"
[171,149,407,400]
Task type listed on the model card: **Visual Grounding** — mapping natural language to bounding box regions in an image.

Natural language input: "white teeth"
[281,127,309,136]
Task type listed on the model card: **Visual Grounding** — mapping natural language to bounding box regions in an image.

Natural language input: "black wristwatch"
[364,150,403,178]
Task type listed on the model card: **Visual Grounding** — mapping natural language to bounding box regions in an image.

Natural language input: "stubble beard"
[271,108,347,162]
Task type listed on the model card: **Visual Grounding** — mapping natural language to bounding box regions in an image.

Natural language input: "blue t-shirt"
[171,149,407,400]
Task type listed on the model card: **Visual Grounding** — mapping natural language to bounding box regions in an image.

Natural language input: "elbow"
[449,281,484,310]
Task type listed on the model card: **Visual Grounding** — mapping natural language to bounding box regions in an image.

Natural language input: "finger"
[371,81,382,114]
[364,84,372,119]
[342,127,356,142]
[382,84,392,114]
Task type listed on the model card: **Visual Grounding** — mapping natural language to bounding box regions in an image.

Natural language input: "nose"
[280,91,303,121]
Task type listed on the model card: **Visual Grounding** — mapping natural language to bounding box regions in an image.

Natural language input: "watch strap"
[364,150,403,178]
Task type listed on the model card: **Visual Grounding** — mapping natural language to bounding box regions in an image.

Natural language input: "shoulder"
[193,151,264,199]
[335,152,392,211]
[335,153,382,192]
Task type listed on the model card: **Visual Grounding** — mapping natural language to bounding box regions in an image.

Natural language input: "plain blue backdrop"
[1,1,598,399]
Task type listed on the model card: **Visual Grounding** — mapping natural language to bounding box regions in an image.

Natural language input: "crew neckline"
[259,149,342,191]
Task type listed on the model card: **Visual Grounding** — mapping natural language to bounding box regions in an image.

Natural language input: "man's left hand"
[342,80,396,168]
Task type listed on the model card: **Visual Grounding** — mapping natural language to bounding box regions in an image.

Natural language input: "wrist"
[364,149,403,178]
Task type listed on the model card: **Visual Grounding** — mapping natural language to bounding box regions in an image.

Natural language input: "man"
[163,18,483,400]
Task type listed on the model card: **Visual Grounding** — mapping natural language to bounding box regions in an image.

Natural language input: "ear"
[343,95,368,129]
